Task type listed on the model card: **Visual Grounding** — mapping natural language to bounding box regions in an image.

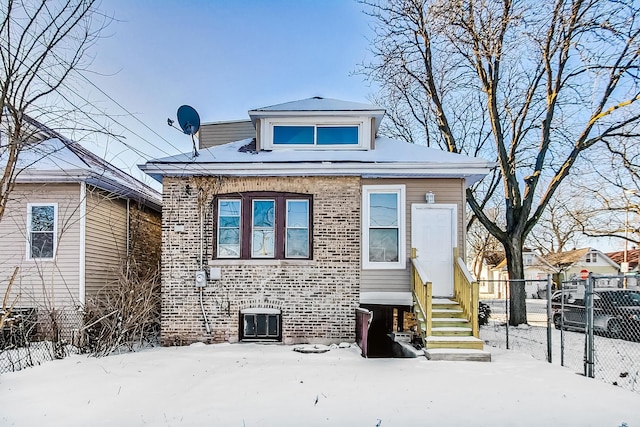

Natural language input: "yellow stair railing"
[453,247,479,338]
[411,248,432,337]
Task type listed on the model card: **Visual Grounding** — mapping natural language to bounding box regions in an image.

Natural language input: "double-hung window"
[362,185,406,269]
[215,192,312,260]
[27,203,57,260]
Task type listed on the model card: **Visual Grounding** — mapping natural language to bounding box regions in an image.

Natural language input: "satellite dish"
[175,105,201,157]
[177,105,201,136]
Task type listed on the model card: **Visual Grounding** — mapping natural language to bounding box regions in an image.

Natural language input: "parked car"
[552,289,640,340]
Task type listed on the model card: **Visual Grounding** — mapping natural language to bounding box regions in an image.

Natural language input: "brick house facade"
[161,175,361,345]
[141,98,493,348]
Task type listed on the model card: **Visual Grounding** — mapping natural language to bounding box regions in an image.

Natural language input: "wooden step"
[425,335,484,350]
[431,318,469,326]
[432,308,465,318]
[425,348,491,362]
[431,326,472,336]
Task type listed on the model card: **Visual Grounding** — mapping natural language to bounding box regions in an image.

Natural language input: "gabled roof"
[492,250,558,272]
[140,137,495,186]
[544,248,591,267]
[544,247,619,269]
[3,115,162,211]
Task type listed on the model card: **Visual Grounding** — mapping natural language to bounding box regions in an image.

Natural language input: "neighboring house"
[480,249,557,299]
[0,116,162,332]
[140,97,494,359]
[544,247,620,286]
[606,248,639,288]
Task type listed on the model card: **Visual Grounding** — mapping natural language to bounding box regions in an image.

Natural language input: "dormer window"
[273,125,359,146]
[259,117,372,150]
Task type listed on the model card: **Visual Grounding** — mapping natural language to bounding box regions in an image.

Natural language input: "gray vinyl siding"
[360,178,466,295]
[84,188,128,298]
[199,120,256,149]
[0,183,81,310]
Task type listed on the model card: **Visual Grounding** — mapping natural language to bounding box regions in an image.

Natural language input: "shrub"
[478,301,491,326]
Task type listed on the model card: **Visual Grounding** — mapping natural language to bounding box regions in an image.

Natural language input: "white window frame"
[362,185,406,270]
[260,116,372,151]
[217,199,242,259]
[285,199,310,259]
[585,252,598,263]
[26,203,58,261]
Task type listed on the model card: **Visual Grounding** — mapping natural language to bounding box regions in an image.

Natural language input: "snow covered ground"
[0,342,638,427]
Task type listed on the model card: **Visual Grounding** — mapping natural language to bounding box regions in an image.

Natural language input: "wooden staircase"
[411,248,491,362]
[417,299,491,361]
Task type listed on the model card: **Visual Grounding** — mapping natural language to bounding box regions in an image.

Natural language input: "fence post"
[584,273,595,378]
[546,274,552,363]
[505,279,510,350]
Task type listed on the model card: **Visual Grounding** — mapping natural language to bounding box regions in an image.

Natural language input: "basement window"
[240,308,281,341]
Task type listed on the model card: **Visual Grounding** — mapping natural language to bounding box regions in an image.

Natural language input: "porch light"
[425,192,435,204]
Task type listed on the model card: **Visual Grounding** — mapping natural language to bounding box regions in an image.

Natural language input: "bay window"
[214,192,312,260]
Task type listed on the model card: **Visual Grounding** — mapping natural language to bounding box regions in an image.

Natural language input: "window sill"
[208,259,317,267]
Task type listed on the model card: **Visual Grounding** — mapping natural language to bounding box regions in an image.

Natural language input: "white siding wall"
[0,183,81,310]
[360,178,466,295]
[84,188,128,298]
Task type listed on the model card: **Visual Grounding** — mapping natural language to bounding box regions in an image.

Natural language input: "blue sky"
[80,0,376,182]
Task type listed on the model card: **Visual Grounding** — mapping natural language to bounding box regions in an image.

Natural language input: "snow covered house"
[0,116,162,334]
[140,97,494,360]
[545,247,620,286]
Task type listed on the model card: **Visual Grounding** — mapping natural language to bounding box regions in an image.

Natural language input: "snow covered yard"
[0,343,638,427]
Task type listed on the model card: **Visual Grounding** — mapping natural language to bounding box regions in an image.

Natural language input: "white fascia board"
[14,169,92,182]
[142,162,491,177]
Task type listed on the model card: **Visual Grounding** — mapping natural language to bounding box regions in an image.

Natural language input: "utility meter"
[195,270,207,288]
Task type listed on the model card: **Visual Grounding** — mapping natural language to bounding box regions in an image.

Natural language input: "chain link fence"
[0,307,85,374]
[479,275,640,393]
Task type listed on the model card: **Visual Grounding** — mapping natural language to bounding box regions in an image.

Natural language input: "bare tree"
[360,0,640,324]
[525,183,588,255]
[0,0,109,222]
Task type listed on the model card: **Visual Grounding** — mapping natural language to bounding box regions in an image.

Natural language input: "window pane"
[218,200,241,258]
[268,315,278,336]
[369,229,398,262]
[31,233,54,258]
[317,126,359,145]
[31,206,54,231]
[369,193,398,227]
[256,315,267,336]
[219,229,240,245]
[286,229,309,258]
[287,200,308,228]
[253,200,275,227]
[219,200,240,216]
[244,314,256,336]
[218,245,240,258]
[274,126,314,145]
[252,230,275,257]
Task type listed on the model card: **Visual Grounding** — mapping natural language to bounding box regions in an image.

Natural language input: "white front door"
[411,204,457,297]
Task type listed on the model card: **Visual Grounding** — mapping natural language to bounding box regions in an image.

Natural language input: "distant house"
[605,248,639,288]
[544,247,620,286]
[480,249,558,298]
[0,116,162,334]
[141,97,494,360]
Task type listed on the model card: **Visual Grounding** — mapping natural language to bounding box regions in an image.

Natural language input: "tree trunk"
[504,238,527,326]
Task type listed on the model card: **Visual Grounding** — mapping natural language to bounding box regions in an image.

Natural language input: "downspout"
[199,203,210,333]
[78,182,86,306]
